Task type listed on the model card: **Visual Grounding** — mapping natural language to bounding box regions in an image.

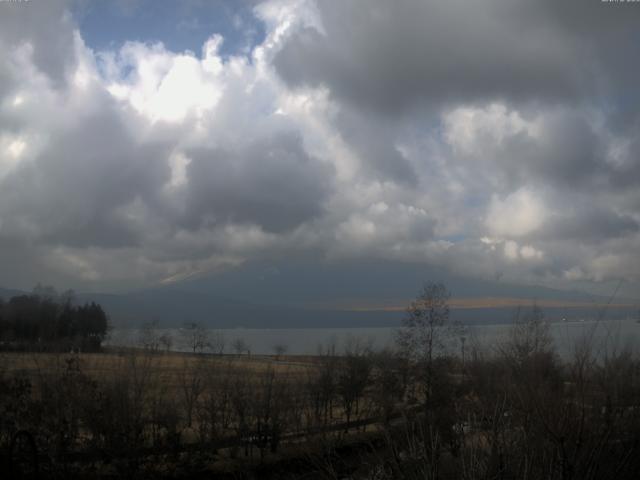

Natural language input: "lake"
[106,318,640,359]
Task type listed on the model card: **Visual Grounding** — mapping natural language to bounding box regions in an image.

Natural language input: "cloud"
[486,188,546,238]
[0,0,335,289]
[273,1,640,115]
[0,0,638,297]
[0,0,76,89]
[184,132,332,233]
[102,35,224,123]
[273,0,584,114]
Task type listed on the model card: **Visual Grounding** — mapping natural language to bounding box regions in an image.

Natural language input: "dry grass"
[0,348,313,386]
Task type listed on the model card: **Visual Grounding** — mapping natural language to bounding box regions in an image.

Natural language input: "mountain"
[82,258,638,328]
[161,258,634,308]
[2,258,637,328]
[80,288,636,329]
[78,289,402,328]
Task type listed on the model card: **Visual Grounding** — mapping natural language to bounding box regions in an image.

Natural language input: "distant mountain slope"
[161,258,635,308]
[78,289,404,328]
[78,258,637,328]
[2,258,636,328]
[79,287,637,329]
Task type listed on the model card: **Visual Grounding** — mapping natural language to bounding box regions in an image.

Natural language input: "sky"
[0,0,639,300]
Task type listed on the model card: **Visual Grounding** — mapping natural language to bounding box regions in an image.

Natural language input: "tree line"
[0,286,109,351]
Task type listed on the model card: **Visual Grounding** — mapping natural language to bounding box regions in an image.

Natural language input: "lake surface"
[106,318,640,359]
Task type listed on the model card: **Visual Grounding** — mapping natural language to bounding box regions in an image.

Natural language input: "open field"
[0,348,314,378]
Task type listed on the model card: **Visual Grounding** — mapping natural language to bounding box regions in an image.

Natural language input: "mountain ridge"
[1,260,637,329]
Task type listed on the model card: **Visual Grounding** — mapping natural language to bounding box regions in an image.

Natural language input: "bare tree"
[370,349,404,425]
[232,338,249,356]
[396,282,459,402]
[138,319,161,352]
[306,341,338,428]
[252,366,291,457]
[230,369,253,457]
[181,322,210,354]
[338,339,372,429]
[210,330,225,355]
[501,303,553,361]
[158,332,173,352]
[178,357,206,428]
[397,283,452,364]
[273,343,288,360]
[197,360,235,444]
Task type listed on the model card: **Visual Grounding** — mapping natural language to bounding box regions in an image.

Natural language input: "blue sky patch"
[73,0,265,58]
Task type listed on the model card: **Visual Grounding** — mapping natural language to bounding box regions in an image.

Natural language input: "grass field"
[0,348,314,375]
[0,347,364,400]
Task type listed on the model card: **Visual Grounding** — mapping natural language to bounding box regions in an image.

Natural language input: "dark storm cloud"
[335,110,416,184]
[271,0,640,222]
[273,0,640,115]
[608,132,640,191]
[273,0,576,114]
[538,0,640,127]
[184,133,332,233]
[496,111,608,190]
[535,205,639,244]
[0,107,172,248]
